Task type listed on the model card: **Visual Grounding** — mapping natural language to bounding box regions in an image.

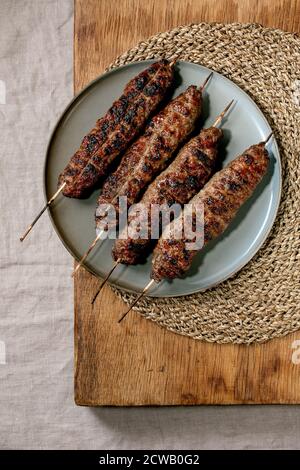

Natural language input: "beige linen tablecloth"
[0,0,300,450]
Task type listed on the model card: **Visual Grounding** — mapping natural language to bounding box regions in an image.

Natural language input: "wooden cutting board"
[74,0,300,406]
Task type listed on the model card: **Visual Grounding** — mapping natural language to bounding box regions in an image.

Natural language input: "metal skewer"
[118,279,156,323]
[20,182,66,242]
[91,99,234,303]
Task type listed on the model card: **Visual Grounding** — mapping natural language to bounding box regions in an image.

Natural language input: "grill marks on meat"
[95,85,202,230]
[58,60,174,198]
[151,142,269,282]
[112,127,222,265]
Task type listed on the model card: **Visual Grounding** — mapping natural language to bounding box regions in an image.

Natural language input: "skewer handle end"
[118,278,156,323]
[19,182,66,242]
[20,225,32,242]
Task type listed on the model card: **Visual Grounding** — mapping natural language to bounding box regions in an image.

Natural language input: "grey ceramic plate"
[45,60,281,297]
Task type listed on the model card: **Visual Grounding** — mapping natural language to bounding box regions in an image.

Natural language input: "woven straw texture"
[109,23,300,344]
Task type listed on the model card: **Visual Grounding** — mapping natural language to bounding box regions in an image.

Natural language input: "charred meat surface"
[151,142,269,282]
[96,85,202,231]
[112,127,222,265]
[58,60,174,198]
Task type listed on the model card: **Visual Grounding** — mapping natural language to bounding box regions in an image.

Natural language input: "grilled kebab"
[112,126,223,265]
[95,84,203,232]
[59,60,174,198]
[151,141,270,282]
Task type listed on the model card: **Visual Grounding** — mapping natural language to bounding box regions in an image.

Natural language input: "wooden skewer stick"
[118,279,156,323]
[20,182,66,242]
[212,99,234,127]
[72,229,105,277]
[91,99,234,303]
[264,132,273,145]
[200,71,213,91]
[91,258,121,304]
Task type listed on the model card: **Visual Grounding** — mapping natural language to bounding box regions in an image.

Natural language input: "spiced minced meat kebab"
[112,104,233,265]
[20,59,174,241]
[74,75,211,275]
[91,101,234,303]
[152,139,270,281]
[119,136,272,322]
[95,84,204,231]
[59,60,175,198]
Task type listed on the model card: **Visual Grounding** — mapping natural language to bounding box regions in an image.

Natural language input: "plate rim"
[44,59,282,298]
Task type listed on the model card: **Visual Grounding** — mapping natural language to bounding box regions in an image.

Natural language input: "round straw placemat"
[109,23,300,344]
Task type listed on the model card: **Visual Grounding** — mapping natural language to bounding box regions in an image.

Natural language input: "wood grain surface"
[74,0,300,406]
